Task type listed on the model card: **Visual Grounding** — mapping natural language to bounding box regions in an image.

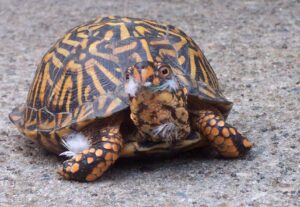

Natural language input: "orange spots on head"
[222,128,230,137]
[211,127,219,136]
[71,163,79,173]
[87,157,94,164]
[95,149,103,157]
[152,77,160,86]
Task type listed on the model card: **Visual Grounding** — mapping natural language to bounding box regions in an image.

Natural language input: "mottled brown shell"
[9,16,232,153]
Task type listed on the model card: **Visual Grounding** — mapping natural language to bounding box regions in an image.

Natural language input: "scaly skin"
[191,109,252,157]
[58,127,123,182]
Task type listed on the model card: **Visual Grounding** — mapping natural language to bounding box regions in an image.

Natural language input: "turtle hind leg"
[58,127,124,182]
[192,109,252,158]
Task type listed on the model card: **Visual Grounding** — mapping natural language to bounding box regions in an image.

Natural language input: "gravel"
[0,0,299,206]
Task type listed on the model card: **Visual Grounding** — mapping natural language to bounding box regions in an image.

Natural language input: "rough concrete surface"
[0,0,299,206]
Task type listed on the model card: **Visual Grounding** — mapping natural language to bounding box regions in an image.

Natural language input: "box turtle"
[9,16,252,182]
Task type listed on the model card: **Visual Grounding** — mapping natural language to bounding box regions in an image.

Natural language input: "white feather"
[149,76,179,92]
[125,77,140,96]
[60,133,91,157]
[152,122,178,143]
[165,77,179,91]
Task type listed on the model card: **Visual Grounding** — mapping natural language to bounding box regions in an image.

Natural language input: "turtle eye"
[158,65,172,78]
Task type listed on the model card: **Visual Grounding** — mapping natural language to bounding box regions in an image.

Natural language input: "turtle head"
[125,61,180,97]
[125,61,190,143]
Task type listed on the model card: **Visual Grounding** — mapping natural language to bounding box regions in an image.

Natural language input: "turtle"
[9,16,252,182]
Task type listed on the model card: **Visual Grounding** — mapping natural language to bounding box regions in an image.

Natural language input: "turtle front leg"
[58,127,123,182]
[191,109,252,157]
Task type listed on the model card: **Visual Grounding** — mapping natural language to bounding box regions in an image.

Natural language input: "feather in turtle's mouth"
[147,76,179,93]
[125,76,180,97]
[152,122,179,143]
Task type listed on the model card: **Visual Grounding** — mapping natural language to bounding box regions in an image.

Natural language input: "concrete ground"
[0,0,299,206]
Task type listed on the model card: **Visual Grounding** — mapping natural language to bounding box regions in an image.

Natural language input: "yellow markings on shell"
[43,51,53,63]
[95,61,121,85]
[104,30,113,40]
[85,60,106,94]
[178,55,185,65]
[31,65,45,107]
[80,38,89,49]
[188,48,196,80]
[58,76,73,109]
[66,60,84,106]
[57,47,70,57]
[150,39,169,46]
[199,87,216,99]
[62,33,79,47]
[105,98,122,115]
[159,48,176,57]
[77,32,88,39]
[135,26,150,35]
[79,53,86,60]
[38,62,50,104]
[172,37,187,51]
[97,95,107,111]
[84,85,91,101]
[120,24,130,40]
[140,39,153,62]
[197,57,209,84]
[114,41,137,54]
[89,41,119,62]
[130,52,143,62]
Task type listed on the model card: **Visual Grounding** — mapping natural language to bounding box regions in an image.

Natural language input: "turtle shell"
[9,16,232,153]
